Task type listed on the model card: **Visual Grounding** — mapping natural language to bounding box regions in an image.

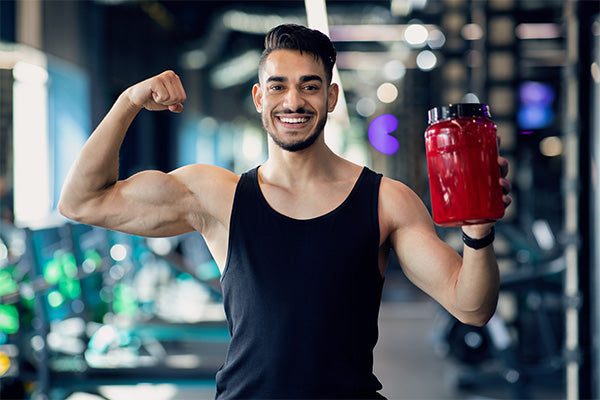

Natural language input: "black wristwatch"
[462,226,495,250]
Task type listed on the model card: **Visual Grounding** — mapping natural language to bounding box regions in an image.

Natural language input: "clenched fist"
[125,70,187,113]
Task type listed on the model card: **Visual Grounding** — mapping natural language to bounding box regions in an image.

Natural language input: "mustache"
[279,107,314,115]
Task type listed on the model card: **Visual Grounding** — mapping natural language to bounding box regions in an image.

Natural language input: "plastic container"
[424,103,504,226]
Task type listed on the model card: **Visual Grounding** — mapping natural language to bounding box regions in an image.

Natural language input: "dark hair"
[259,24,337,84]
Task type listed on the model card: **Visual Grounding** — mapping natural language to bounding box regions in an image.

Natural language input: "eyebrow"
[266,75,323,83]
[300,75,323,83]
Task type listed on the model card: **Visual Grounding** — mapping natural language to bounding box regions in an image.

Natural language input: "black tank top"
[215,166,385,399]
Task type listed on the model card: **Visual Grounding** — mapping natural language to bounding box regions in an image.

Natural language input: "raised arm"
[381,174,509,327]
[59,71,208,237]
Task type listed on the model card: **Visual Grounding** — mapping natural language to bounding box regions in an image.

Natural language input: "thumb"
[168,103,184,113]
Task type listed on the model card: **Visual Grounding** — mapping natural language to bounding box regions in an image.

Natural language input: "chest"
[258,181,356,220]
[224,204,383,298]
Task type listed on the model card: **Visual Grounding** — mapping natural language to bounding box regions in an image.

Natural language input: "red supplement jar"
[424,103,504,226]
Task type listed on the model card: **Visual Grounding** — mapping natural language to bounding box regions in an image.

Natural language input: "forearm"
[59,92,141,216]
[453,228,500,326]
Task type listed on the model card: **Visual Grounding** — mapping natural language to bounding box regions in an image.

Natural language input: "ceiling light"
[330,24,438,43]
[515,23,562,39]
[210,51,260,89]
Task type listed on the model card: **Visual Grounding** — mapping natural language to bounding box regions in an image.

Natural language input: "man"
[59,24,511,399]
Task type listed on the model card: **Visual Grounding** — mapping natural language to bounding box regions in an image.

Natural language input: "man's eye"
[303,85,318,91]
[270,85,283,91]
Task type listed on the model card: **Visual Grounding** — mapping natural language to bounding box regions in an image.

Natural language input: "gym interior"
[0,0,599,399]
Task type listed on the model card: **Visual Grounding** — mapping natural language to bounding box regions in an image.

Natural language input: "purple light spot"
[368,114,399,155]
[519,81,555,106]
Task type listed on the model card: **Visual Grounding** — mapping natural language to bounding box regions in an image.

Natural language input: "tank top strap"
[359,166,383,220]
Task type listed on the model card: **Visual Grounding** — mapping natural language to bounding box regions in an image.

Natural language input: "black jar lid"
[428,103,492,124]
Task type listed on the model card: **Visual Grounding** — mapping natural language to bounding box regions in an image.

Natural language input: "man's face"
[252,49,338,152]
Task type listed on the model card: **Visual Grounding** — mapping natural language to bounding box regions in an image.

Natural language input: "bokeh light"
[427,29,446,49]
[404,23,428,46]
[540,136,563,157]
[356,98,376,117]
[416,50,437,71]
[383,60,407,81]
[368,114,400,155]
[110,244,128,262]
[377,83,399,103]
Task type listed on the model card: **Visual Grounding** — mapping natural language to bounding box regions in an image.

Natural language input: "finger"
[168,103,184,113]
[150,72,180,105]
[170,74,187,102]
[500,177,512,195]
[159,71,186,105]
[151,80,171,105]
[160,72,179,103]
[499,176,512,208]
[498,156,509,178]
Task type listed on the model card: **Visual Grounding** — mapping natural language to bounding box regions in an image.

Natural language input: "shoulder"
[170,164,240,192]
[379,177,427,213]
[169,164,241,225]
[378,176,435,238]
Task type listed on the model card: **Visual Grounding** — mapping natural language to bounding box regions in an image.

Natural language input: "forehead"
[260,49,326,81]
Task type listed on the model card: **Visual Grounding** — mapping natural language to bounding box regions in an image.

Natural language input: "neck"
[260,135,346,187]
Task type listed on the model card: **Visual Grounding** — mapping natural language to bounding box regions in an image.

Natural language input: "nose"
[282,87,306,112]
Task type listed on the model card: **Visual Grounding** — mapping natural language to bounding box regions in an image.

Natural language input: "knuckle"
[165,70,179,81]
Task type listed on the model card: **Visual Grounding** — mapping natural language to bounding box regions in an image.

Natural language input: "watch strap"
[462,226,495,250]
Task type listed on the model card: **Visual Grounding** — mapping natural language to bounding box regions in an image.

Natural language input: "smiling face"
[253,49,339,152]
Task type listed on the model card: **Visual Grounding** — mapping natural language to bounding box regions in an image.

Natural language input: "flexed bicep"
[59,71,188,224]
[67,169,199,237]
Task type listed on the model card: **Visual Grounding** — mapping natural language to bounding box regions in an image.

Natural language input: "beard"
[263,112,328,152]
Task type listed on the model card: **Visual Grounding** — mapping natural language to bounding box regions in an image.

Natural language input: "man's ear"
[252,83,263,113]
[327,82,339,112]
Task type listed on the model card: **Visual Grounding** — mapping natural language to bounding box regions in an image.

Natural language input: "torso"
[215,165,386,398]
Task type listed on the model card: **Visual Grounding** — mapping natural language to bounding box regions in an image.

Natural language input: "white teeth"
[279,117,309,124]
